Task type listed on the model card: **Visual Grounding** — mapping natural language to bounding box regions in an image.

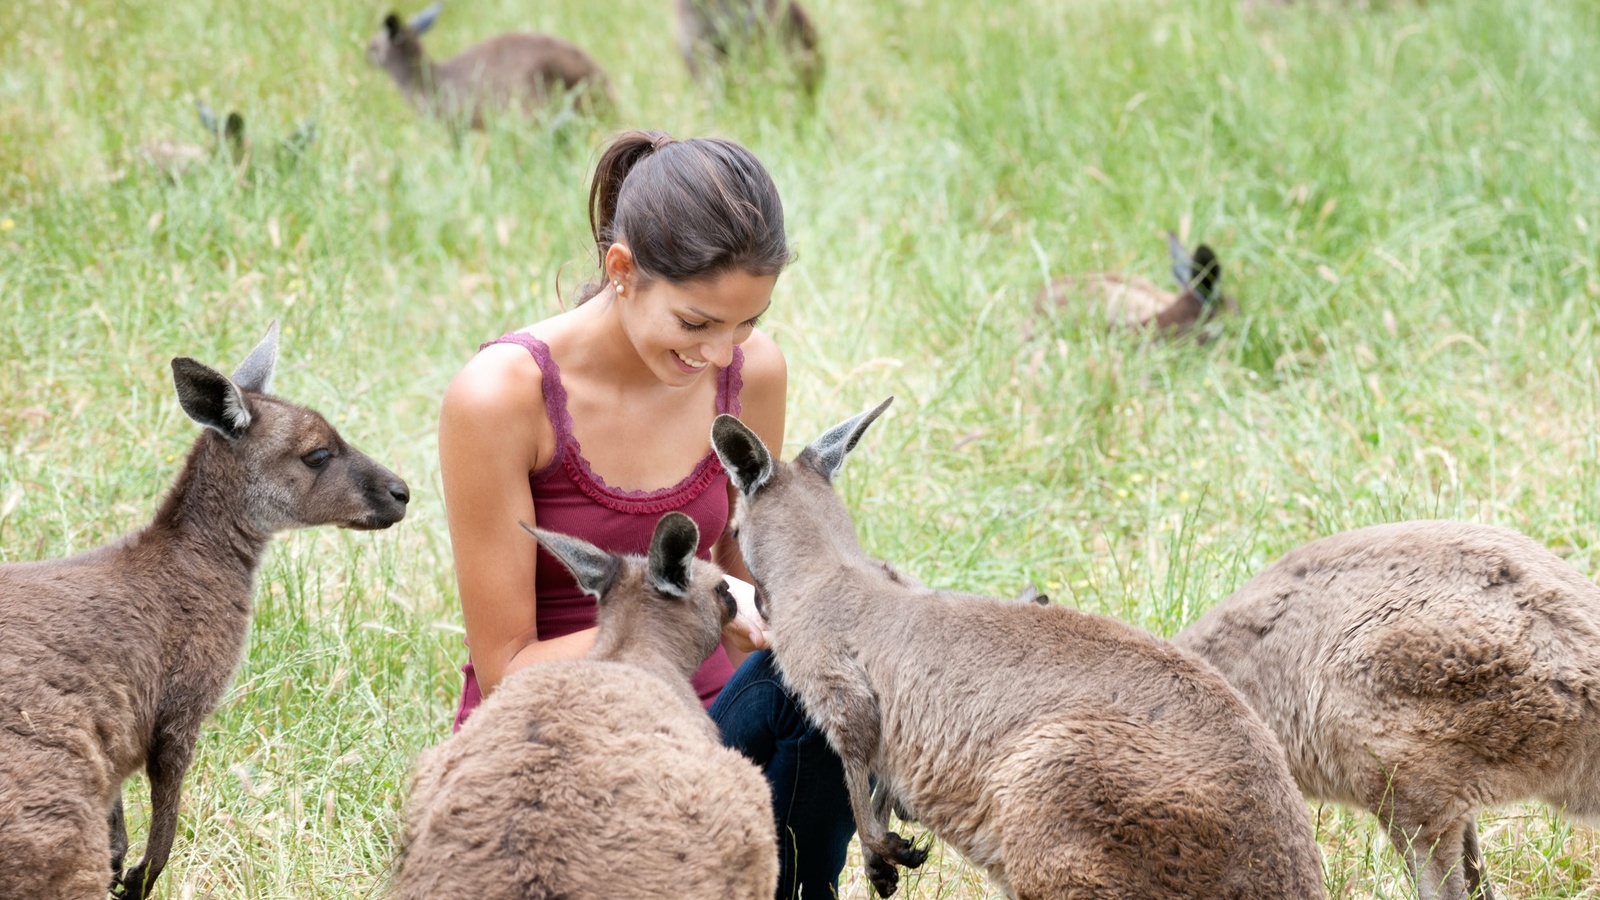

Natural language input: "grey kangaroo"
[1178,519,1600,900]
[710,399,1326,899]
[391,514,773,899]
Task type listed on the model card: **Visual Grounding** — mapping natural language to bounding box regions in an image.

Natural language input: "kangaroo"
[0,322,409,900]
[128,101,245,179]
[130,103,315,181]
[391,513,774,899]
[366,3,612,129]
[675,0,822,95]
[1176,519,1600,900]
[710,399,1326,899]
[1035,232,1237,341]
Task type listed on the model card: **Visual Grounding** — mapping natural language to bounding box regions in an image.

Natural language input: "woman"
[438,129,854,898]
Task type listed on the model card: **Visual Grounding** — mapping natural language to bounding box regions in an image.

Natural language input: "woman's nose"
[702,336,735,368]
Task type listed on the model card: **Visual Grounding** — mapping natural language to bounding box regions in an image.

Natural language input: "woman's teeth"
[674,350,708,370]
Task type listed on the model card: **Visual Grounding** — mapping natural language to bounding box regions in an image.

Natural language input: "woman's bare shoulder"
[445,339,545,415]
[736,329,786,444]
[439,338,552,468]
[737,328,787,398]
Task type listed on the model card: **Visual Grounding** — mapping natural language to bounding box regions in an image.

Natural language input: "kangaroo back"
[392,513,774,899]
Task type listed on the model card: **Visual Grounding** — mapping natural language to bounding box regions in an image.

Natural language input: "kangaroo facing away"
[1035,232,1237,342]
[1176,520,1600,900]
[366,3,612,129]
[391,513,775,899]
[675,0,822,95]
[710,400,1327,899]
[0,323,409,900]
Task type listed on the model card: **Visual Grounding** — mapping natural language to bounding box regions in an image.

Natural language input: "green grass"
[3,0,1600,895]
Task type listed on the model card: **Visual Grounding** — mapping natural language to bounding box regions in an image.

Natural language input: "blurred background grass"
[3,0,1599,895]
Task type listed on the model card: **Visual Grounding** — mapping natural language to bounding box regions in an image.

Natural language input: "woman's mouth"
[672,349,709,372]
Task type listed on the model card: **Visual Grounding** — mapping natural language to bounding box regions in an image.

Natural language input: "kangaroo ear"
[224,112,245,143]
[521,522,620,600]
[647,512,700,598]
[800,397,893,483]
[410,2,442,34]
[1190,245,1222,304]
[231,321,278,394]
[173,358,251,440]
[1168,231,1195,292]
[383,12,405,39]
[282,121,317,156]
[711,414,774,495]
[196,100,219,136]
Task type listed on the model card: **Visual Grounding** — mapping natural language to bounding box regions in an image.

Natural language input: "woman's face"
[621,269,776,386]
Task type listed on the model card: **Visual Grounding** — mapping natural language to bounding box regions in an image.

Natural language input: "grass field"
[4,0,1600,896]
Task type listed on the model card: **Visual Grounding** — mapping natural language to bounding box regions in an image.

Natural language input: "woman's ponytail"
[573,129,789,305]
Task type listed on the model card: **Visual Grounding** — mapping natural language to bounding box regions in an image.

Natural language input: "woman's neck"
[558,291,666,392]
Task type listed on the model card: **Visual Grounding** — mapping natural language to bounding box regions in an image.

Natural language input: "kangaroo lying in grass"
[1035,232,1237,342]
[391,513,774,899]
[367,3,612,129]
[0,323,409,900]
[1177,519,1600,900]
[710,399,1326,899]
[129,102,316,181]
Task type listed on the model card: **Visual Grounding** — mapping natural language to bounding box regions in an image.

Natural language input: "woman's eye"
[302,449,332,469]
[678,318,710,332]
[741,315,762,330]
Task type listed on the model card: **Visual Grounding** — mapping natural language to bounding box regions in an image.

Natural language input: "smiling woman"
[435,129,855,898]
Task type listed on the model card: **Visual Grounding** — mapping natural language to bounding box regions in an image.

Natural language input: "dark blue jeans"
[710,650,857,899]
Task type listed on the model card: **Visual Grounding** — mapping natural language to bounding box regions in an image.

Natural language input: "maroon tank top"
[452,332,744,731]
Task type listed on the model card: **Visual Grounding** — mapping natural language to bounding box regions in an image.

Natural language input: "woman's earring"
[614,280,625,295]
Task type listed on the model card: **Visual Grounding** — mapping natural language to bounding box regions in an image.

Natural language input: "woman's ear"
[604,242,636,294]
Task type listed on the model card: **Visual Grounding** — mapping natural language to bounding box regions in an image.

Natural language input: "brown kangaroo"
[1177,519,1600,900]
[675,0,822,95]
[0,322,409,900]
[1035,232,1237,341]
[366,3,612,129]
[391,513,773,899]
[710,400,1326,899]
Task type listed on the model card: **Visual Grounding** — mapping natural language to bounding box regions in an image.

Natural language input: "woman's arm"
[714,329,787,666]
[438,343,597,700]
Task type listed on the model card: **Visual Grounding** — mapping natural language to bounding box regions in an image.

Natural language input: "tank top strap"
[717,345,745,417]
[480,332,575,463]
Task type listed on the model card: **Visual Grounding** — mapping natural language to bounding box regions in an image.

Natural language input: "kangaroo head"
[367,4,437,78]
[196,103,249,167]
[1168,232,1225,307]
[711,398,893,584]
[523,512,764,673]
[170,321,410,535]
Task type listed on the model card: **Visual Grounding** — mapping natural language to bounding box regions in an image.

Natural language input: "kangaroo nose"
[389,480,411,505]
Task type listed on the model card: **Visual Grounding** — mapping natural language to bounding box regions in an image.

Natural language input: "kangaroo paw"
[865,850,900,898]
[112,864,152,900]
[886,830,929,869]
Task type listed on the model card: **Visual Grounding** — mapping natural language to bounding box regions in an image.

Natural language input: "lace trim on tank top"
[481,331,744,515]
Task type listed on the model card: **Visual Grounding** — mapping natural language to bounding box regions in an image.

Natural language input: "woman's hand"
[720,575,770,652]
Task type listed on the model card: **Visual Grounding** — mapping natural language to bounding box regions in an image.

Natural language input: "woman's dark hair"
[576,130,791,303]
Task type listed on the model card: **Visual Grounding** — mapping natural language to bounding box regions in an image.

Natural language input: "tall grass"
[3,0,1599,895]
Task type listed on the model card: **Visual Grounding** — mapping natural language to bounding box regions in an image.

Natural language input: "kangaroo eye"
[302,449,332,469]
